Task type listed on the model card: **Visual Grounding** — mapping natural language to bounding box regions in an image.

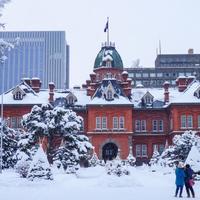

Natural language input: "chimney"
[188,48,194,54]
[90,73,96,83]
[48,82,55,103]
[31,77,41,93]
[163,81,170,104]
[121,71,128,81]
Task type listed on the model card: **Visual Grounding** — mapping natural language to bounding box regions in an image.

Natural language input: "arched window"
[107,90,113,100]
[106,60,112,68]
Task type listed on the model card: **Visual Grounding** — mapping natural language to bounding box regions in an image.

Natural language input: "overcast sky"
[1,0,200,88]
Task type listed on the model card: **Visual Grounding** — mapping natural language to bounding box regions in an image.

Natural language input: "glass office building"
[0,31,69,92]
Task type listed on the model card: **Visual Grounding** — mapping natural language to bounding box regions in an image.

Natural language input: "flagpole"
[107,17,109,45]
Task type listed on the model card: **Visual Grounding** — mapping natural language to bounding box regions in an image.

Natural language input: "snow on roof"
[1,79,200,107]
[87,96,132,105]
[102,54,113,61]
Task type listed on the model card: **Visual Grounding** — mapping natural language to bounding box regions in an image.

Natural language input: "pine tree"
[106,150,130,176]
[0,121,17,169]
[53,134,92,173]
[14,131,38,177]
[27,145,53,181]
[126,146,136,166]
[149,146,160,166]
[89,147,99,167]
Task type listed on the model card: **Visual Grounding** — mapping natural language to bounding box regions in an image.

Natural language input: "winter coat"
[185,167,194,182]
[175,167,185,186]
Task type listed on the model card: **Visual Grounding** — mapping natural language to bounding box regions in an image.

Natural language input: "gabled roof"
[88,78,131,105]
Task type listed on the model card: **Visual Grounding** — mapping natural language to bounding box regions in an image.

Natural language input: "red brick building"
[1,42,200,164]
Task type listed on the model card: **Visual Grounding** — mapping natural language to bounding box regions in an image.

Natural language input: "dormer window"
[66,93,77,106]
[107,90,113,100]
[142,91,154,106]
[68,96,74,105]
[14,91,23,100]
[12,86,26,100]
[106,60,112,68]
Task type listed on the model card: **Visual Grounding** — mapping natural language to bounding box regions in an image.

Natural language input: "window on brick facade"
[158,120,163,132]
[181,115,193,129]
[96,117,101,130]
[198,115,200,128]
[135,120,140,131]
[152,120,158,132]
[119,116,125,129]
[181,115,186,128]
[152,120,163,132]
[187,115,193,128]
[135,120,146,132]
[102,117,107,130]
[136,144,148,157]
[142,144,147,157]
[136,145,141,157]
[113,117,118,130]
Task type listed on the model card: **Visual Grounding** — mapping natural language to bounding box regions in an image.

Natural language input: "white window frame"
[113,117,118,130]
[152,120,158,132]
[198,115,200,128]
[102,117,107,130]
[187,115,193,128]
[141,120,146,132]
[141,144,147,157]
[107,90,113,100]
[158,120,163,132]
[119,116,125,129]
[181,115,186,128]
[96,117,101,130]
[136,145,141,157]
[135,120,140,132]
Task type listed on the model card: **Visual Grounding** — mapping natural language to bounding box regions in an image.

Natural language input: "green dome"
[94,44,123,69]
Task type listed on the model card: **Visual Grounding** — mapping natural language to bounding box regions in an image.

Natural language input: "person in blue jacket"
[184,164,195,198]
[175,162,185,197]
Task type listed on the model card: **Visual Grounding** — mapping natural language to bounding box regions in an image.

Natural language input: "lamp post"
[0,63,4,174]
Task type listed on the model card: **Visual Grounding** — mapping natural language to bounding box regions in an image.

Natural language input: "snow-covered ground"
[1,166,199,200]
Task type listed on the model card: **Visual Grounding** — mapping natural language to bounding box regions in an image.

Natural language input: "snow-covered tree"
[185,144,200,172]
[126,146,136,166]
[149,146,160,166]
[159,131,200,166]
[106,150,130,176]
[53,134,92,172]
[27,145,53,181]
[0,120,17,169]
[89,148,99,167]
[14,131,38,177]
[22,103,93,171]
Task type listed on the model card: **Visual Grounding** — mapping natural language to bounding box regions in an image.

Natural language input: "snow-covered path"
[0,166,199,200]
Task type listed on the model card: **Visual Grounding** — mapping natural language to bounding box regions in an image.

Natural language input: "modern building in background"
[125,49,200,87]
[0,31,69,92]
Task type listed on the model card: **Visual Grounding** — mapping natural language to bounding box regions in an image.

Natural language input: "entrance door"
[102,142,118,161]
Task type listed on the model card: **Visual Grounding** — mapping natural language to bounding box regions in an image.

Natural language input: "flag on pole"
[104,20,108,32]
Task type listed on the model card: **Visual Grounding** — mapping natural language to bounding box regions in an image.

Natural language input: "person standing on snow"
[184,164,195,198]
[175,162,185,197]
